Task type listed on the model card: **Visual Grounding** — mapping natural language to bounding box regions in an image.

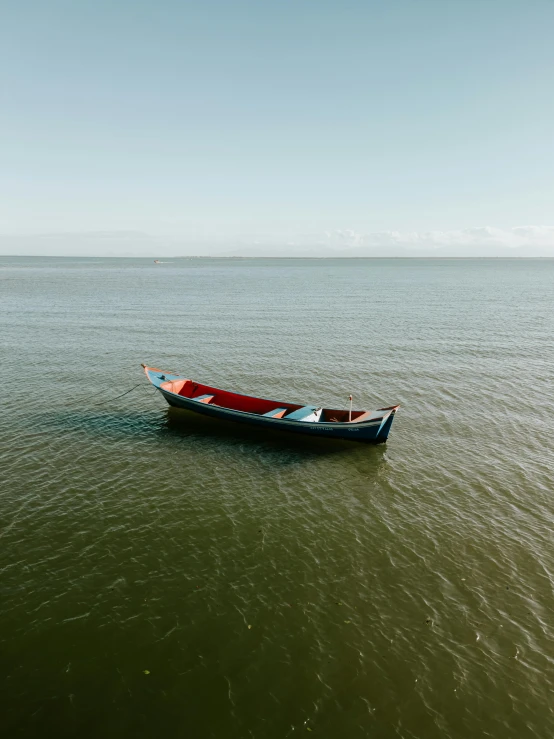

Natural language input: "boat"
[142,365,399,443]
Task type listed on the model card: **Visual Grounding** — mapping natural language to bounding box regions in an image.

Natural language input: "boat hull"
[143,366,398,444]
[161,389,394,443]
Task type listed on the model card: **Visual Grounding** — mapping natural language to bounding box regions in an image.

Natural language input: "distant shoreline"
[1,255,553,260]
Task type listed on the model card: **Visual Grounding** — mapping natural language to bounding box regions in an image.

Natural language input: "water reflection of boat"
[142,365,399,443]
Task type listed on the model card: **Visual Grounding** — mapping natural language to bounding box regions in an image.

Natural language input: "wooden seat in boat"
[192,394,215,404]
[262,408,287,418]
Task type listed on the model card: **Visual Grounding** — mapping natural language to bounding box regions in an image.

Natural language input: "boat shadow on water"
[37,406,389,471]
[164,406,389,462]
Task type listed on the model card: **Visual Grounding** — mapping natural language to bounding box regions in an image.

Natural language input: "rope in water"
[63,382,148,408]
[91,382,145,406]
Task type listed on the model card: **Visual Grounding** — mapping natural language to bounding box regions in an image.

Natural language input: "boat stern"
[373,405,400,443]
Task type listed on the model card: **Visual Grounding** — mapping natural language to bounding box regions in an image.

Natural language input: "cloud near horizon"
[326,226,554,251]
[1,226,554,257]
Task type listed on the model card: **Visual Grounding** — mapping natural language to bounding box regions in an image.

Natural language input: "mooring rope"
[90,382,145,406]
[63,381,149,408]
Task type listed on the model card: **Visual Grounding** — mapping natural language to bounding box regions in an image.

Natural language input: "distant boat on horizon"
[142,365,399,443]
[153,260,160,264]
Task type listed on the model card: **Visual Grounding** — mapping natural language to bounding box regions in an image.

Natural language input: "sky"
[1,0,554,256]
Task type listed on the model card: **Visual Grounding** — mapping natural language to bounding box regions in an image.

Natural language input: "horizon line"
[2,254,554,260]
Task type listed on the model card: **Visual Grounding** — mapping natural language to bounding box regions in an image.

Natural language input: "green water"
[1,257,553,738]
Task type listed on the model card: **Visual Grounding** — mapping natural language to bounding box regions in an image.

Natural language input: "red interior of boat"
[160,378,301,415]
[159,377,374,423]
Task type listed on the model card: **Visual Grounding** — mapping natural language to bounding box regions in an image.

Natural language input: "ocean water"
[0,256,553,738]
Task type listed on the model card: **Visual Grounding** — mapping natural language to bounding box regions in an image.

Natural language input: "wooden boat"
[142,365,399,443]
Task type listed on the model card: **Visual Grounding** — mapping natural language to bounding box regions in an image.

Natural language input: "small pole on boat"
[349,394,352,422]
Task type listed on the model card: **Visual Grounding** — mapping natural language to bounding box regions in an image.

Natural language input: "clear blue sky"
[1,0,554,253]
